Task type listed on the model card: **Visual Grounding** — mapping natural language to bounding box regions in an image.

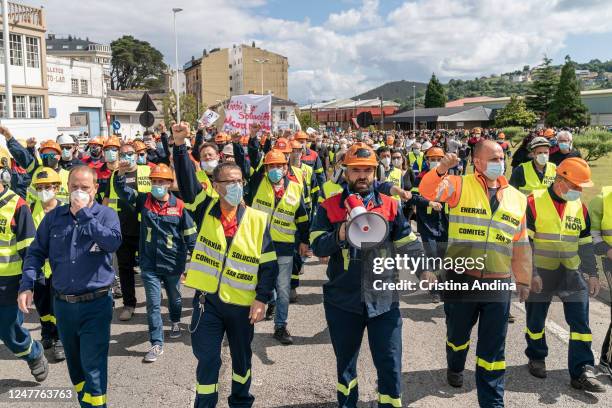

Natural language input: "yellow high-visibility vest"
[196,170,219,199]
[252,178,305,243]
[519,161,556,195]
[184,202,276,306]
[386,167,403,199]
[292,164,314,207]
[409,152,424,171]
[318,180,343,203]
[532,189,584,270]
[446,174,526,275]
[31,200,52,278]
[107,165,151,211]
[601,186,612,246]
[0,191,23,277]
[27,167,69,205]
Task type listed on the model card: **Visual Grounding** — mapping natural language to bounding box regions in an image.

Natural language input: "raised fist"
[171,122,190,145]
[438,153,459,174]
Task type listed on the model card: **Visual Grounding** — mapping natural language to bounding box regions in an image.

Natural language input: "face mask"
[334,144,339,150]
[561,188,580,201]
[535,153,549,166]
[137,154,147,165]
[105,150,118,163]
[90,147,101,157]
[201,160,218,173]
[41,155,59,168]
[316,142,322,148]
[429,161,440,169]
[223,182,243,207]
[61,148,72,161]
[37,189,55,203]
[381,157,391,167]
[549,138,558,146]
[70,189,90,206]
[413,149,420,154]
[558,142,571,151]
[483,161,504,180]
[267,168,284,183]
[123,155,136,167]
[331,167,344,183]
[151,185,168,200]
[392,158,402,168]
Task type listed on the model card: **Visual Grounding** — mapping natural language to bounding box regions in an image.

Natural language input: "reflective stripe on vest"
[108,165,152,210]
[251,178,303,244]
[0,191,22,277]
[519,161,556,195]
[196,170,219,199]
[601,186,612,246]
[31,200,52,278]
[533,189,583,270]
[27,167,69,205]
[184,202,268,306]
[446,174,526,275]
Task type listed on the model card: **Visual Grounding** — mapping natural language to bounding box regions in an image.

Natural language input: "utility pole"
[2,0,13,118]
[172,8,183,122]
[413,85,416,132]
[379,96,384,130]
[254,58,269,94]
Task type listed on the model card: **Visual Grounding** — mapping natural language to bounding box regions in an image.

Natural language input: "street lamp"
[172,7,183,122]
[412,85,416,132]
[253,58,269,95]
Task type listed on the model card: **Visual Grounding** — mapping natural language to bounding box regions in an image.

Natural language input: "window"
[76,45,84,50]
[0,95,5,118]
[71,79,79,94]
[13,95,26,118]
[29,96,43,118]
[62,45,69,49]
[10,34,22,66]
[80,79,88,95]
[0,33,3,64]
[46,45,53,49]
[280,110,287,120]
[25,36,39,68]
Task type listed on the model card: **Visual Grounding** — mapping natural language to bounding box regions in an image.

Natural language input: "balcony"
[0,2,45,30]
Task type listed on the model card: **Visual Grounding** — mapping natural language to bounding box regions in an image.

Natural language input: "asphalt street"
[1,258,611,407]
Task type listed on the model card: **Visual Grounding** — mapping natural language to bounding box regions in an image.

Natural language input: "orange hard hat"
[425,147,445,158]
[149,163,174,181]
[104,136,121,149]
[38,140,61,155]
[543,128,555,138]
[294,131,308,141]
[88,137,103,146]
[472,127,482,134]
[290,140,303,150]
[556,157,593,187]
[274,137,292,154]
[263,150,287,165]
[497,132,505,139]
[215,132,229,144]
[132,140,147,153]
[343,143,378,167]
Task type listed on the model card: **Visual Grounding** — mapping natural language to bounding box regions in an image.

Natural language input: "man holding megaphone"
[311,142,435,408]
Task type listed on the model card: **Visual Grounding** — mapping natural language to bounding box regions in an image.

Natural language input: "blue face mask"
[105,150,118,163]
[223,182,243,207]
[267,168,284,183]
[123,155,136,167]
[61,148,72,161]
[561,189,580,201]
[151,185,167,200]
[484,161,504,180]
[558,142,571,151]
[137,154,147,165]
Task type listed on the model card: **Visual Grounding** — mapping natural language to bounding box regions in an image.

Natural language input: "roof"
[106,89,166,101]
[46,35,109,53]
[271,96,297,106]
[445,96,496,107]
[386,106,492,123]
[300,98,400,110]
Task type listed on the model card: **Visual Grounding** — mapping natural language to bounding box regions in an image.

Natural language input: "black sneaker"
[273,327,294,345]
[446,369,463,387]
[41,338,54,350]
[265,304,275,321]
[571,365,606,392]
[53,340,65,362]
[27,348,49,382]
[528,360,547,378]
[289,288,298,303]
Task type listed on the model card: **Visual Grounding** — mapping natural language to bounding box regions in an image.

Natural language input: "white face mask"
[37,189,55,203]
[392,158,402,168]
[381,157,391,167]
[535,153,549,166]
[70,189,90,206]
[429,161,440,169]
[201,160,218,174]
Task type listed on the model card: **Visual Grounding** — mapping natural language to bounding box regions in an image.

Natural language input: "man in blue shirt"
[18,165,122,408]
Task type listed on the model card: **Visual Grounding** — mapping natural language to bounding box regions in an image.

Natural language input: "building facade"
[105,89,164,139]
[301,99,400,131]
[46,34,111,83]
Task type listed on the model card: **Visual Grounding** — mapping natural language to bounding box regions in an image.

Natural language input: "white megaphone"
[345,194,389,249]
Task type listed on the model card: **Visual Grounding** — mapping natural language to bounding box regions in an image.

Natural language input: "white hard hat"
[422,141,432,151]
[222,144,234,156]
[57,134,75,146]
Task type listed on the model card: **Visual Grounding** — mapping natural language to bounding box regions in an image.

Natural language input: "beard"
[348,178,372,194]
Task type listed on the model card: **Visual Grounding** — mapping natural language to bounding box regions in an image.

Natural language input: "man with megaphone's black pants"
[311,142,435,408]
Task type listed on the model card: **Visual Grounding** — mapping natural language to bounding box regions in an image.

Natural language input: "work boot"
[27,348,49,382]
[53,340,65,362]
[446,369,463,387]
[40,338,54,350]
[143,344,163,363]
[169,322,181,339]
[265,304,275,321]
[571,365,606,392]
[119,306,135,321]
[273,326,294,345]
[289,288,298,303]
[600,360,612,380]
[528,360,547,378]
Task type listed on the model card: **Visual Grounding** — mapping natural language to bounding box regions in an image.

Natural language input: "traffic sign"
[136,92,157,112]
[112,120,121,131]
[139,111,155,128]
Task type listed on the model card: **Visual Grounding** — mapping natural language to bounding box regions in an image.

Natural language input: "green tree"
[547,56,590,127]
[494,95,538,128]
[162,91,201,126]
[424,73,447,108]
[526,56,559,121]
[298,112,319,130]
[572,130,612,162]
[110,35,166,90]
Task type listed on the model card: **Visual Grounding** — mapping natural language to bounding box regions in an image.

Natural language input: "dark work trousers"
[33,276,58,341]
[117,234,139,308]
[0,304,43,362]
[190,292,254,408]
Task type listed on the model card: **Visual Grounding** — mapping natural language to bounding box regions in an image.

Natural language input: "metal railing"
[3,2,45,28]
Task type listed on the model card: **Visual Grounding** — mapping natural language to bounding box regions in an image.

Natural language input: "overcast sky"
[23,0,612,103]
